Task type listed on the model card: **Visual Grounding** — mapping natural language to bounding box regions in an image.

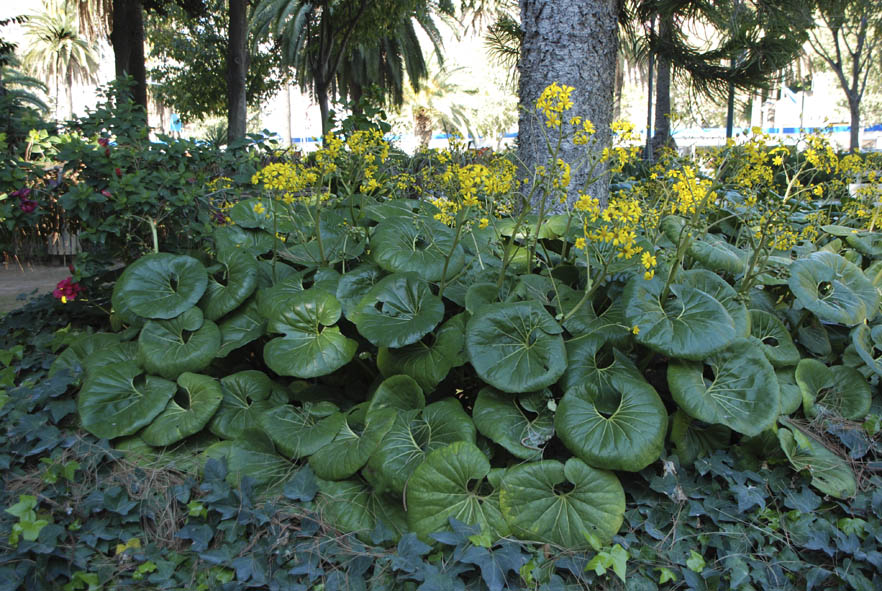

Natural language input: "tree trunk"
[227,0,248,145]
[415,109,432,148]
[286,85,293,147]
[317,83,331,137]
[518,0,618,209]
[849,95,861,151]
[111,0,147,111]
[651,15,673,156]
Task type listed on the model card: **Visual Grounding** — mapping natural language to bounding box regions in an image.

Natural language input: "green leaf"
[367,374,425,416]
[686,550,706,573]
[845,231,882,257]
[851,323,882,379]
[749,310,799,367]
[473,388,554,460]
[789,251,879,326]
[466,301,566,393]
[279,209,365,266]
[229,197,288,230]
[406,441,507,542]
[376,315,465,393]
[624,275,736,360]
[669,409,730,464]
[216,298,266,358]
[50,332,122,382]
[203,430,293,489]
[199,247,258,321]
[499,458,625,549]
[213,224,274,255]
[795,358,871,420]
[678,269,749,337]
[138,307,221,379]
[556,371,667,471]
[112,253,208,320]
[315,478,407,542]
[258,403,344,459]
[78,361,176,439]
[263,289,358,378]
[256,274,305,320]
[141,373,223,446]
[667,338,780,437]
[561,336,639,394]
[308,408,396,480]
[209,370,280,439]
[777,426,856,499]
[354,273,445,348]
[688,233,747,275]
[371,215,465,282]
[777,368,803,415]
[336,263,385,320]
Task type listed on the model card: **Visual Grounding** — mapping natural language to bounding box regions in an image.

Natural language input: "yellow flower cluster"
[571,116,596,146]
[315,133,344,174]
[667,166,717,216]
[431,158,517,226]
[803,134,838,174]
[574,193,601,220]
[584,195,644,259]
[536,82,575,128]
[641,250,657,280]
[251,162,320,204]
[552,158,571,190]
[603,120,640,173]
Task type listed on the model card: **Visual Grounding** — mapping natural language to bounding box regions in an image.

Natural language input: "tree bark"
[518,0,618,209]
[111,0,147,111]
[227,0,248,145]
[849,95,861,151]
[317,83,331,137]
[650,15,673,156]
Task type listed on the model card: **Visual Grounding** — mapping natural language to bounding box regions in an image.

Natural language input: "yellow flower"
[574,237,586,250]
[644,270,655,281]
[631,325,640,335]
[252,202,266,215]
[478,217,489,229]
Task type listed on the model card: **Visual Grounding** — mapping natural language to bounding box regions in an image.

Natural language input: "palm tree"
[23,0,100,122]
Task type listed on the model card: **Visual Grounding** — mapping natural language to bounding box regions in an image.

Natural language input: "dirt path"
[0,263,71,314]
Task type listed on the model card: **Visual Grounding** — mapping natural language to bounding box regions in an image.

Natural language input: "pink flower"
[101,189,112,198]
[115,167,122,177]
[53,277,83,303]
[10,188,31,199]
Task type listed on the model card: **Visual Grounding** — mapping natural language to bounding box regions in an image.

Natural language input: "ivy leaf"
[459,542,528,591]
[283,467,319,502]
[657,567,677,584]
[686,550,706,573]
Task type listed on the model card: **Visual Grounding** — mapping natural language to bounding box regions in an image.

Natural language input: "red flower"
[53,277,83,303]
[20,199,36,213]
[105,148,111,157]
[101,189,112,198]
[115,167,122,177]
[98,137,109,147]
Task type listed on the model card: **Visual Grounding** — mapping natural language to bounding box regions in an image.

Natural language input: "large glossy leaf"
[669,410,730,464]
[846,231,882,257]
[199,247,258,321]
[256,274,306,320]
[371,216,465,282]
[376,315,465,393]
[473,389,554,460]
[138,307,221,379]
[406,441,507,542]
[229,197,291,231]
[354,273,445,348]
[499,458,625,548]
[789,251,878,326]
[50,332,122,382]
[777,426,856,499]
[336,263,385,320]
[213,224,274,255]
[795,358,871,420]
[78,361,176,439]
[209,370,280,439]
[263,289,358,378]
[668,338,780,437]
[203,430,293,489]
[624,275,736,360]
[216,299,266,358]
[258,403,344,459]
[678,269,749,337]
[556,371,667,471]
[466,301,566,393]
[309,408,397,480]
[688,233,747,275]
[315,478,407,542]
[749,310,799,367]
[777,368,803,415]
[367,375,425,416]
[141,373,223,446]
[368,398,476,494]
[561,336,639,393]
[116,432,217,474]
[280,209,365,266]
[112,253,208,320]
[851,323,882,378]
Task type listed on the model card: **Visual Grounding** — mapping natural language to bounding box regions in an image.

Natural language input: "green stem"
[438,208,468,299]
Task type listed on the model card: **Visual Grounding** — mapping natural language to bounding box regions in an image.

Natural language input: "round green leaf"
[263,289,358,378]
[778,426,856,499]
[112,253,208,320]
[138,308,221,380]
[141,373,223,446]
[561,335,639,393]
[466,301,566,393]
[846,231,882,257]
[216,298,266,358]
[354,273,445,348]
[371,216,465,282]
[777,368,803,415]
[797,315,832,357]
[473,389,554,460]
[315,478,407,542]
[199,247,258,321]
[688,233,747,275]
[368,398,476,494]
[556,371,668,471]
[258,403,344,459]
[256,275,306,320]
[749,310,800,367]
[795,358,871,420]
[209,370,279,439]
[229,197,289,231]
[336,264,385,320]
[499,458,625,548]
[308,408,397,480]
[280,209,365,266]
[203,430,293,489]
[376,315,464,393]
[851,323,882,378]
[669,410,731,464]
[78,361,176,439]
[367,375,425,416]
[406,441,507,543]
[678,269,749,337]
[667,338,780,436]
[624,275,736,361]
[50,332,122,382]
[214,225,274,256]
[789,251,879,326]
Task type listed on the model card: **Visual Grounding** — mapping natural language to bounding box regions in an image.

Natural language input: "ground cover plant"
[4,84,882,589]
